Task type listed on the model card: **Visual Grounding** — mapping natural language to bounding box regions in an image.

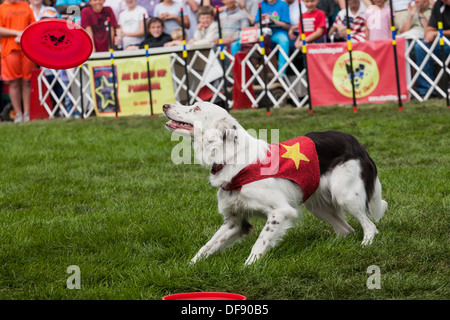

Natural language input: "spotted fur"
[163,102,387,265]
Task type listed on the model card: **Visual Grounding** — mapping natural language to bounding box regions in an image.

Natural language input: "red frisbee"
[21,18,93,69]
[162,292,247,300]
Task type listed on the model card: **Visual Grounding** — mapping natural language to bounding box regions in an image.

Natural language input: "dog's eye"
[194,106,201,112]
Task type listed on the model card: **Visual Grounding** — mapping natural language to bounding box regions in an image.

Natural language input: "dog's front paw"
[244,253,262,265]
[190,255,202,265]
[190,251,207,264]
[361,233,375,246]
[361,238,373,246]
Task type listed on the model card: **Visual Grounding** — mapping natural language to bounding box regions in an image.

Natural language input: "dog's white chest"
[217,188,269,219]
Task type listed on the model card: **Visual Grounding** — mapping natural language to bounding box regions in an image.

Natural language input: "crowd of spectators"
[0,0,448,122]
[1,0,446,52]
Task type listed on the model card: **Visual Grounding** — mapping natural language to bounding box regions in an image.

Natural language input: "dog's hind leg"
[342,204,378,246]
[305,200,355,237]
[245,206,298,265]
[330,160,378,246]
[191,216,251,264]
[367,177,387,223]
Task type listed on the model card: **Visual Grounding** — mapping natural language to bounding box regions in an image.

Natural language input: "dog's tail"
[367,177,387,222]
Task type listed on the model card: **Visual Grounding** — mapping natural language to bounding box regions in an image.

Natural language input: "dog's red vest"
[222,136,320,203]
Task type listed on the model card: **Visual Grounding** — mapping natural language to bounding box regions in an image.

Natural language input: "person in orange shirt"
[0,0,36,123]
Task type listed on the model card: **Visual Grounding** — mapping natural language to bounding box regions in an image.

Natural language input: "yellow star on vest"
[281,142,309,170]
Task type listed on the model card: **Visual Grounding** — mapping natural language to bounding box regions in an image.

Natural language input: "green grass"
[0,101,448,300]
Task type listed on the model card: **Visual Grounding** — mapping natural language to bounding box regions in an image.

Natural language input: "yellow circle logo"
[332,51,379,99]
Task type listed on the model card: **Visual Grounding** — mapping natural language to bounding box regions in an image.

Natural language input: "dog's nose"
[163,104,170,112]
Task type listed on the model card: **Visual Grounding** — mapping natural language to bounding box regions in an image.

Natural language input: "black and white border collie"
[163,102,387,265]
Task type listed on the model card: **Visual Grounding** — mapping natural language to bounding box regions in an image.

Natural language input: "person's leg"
[60,70,76,117]
[270,31,290,74]
[1,52,23,121]
[435,41,450,78]
[435,41,450,98]
[21,79,31,121]
[230,40,241,56]
[414,40,435,96]
[8,79,23,122]
[21,52,36,122]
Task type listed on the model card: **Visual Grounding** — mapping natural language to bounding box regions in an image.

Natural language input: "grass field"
[0,100,448,300]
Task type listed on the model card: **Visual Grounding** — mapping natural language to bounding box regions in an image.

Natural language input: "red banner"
[307,39,409,106]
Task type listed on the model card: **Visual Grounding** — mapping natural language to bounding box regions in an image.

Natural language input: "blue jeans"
[231,30,290,73]
[414,39,450,95]
[230,41,241,57]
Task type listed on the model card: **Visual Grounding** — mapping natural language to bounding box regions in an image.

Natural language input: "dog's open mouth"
[165,118,194,131]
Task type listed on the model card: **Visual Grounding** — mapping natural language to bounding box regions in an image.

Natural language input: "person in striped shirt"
[219,0,249,53]
[328,0,367,42]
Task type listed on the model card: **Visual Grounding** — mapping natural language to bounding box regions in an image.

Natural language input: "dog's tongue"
[166,120,177,129]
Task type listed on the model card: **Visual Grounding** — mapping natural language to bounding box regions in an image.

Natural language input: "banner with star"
[306,39,409,106]
[87,54,175,117]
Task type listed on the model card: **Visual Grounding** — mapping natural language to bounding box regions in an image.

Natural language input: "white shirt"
[392,0,410,11]
[288,0,307,27]
[154,1,184,36]
[119,5,148,48]
[174,0,201,41]
[193,21,218,44]
[30,5,57,20]
[105,0,127,21]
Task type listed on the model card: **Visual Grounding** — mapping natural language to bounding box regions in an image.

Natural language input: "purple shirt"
[209,0,224,9]
[137,0,160,17]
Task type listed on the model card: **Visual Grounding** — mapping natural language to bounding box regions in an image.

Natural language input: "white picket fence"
[36,36,450,118]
